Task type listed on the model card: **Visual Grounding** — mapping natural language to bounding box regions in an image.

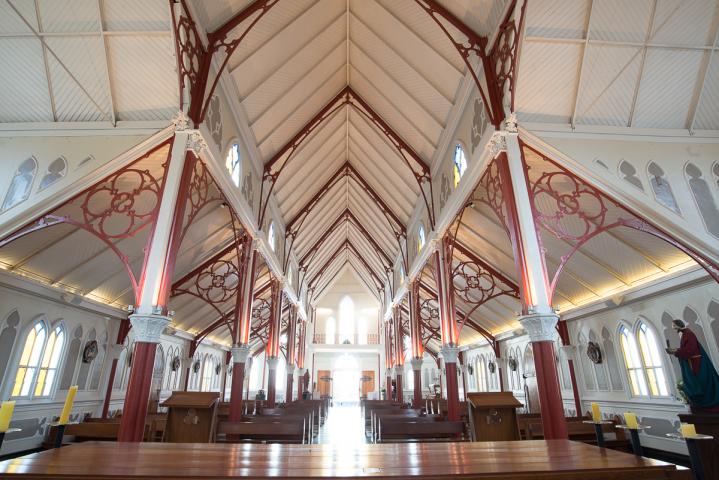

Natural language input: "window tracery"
[38,157,67,191]
[453,143,467,188]
[225,143,241,187]
[3,157,37,211]
[647,162,680,214]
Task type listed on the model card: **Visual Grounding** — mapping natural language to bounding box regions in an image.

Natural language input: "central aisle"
[318,402,367,445]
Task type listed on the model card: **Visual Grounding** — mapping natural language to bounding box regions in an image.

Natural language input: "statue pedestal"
[678,413,719,479]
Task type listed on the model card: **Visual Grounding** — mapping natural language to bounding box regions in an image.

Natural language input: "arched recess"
[516,140,719,304]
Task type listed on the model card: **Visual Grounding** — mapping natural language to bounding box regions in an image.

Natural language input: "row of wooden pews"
[518,412,631,452]
[43,412,167,447]
[215,398,329,444]
[362,399,468,443]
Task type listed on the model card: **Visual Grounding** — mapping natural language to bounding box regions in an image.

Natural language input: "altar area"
[0,440,689,479]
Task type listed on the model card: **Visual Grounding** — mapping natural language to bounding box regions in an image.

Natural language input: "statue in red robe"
[666,320,719,412]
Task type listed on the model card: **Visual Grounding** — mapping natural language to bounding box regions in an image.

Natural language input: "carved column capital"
[410,357,423,371]
[186,130,207,155]
[266,356,279,370]
[488,131,507,158]
[519,313,559,343]
[296,367,306,376]
[231,343,251,364]
[440,345,460,364]
[385,368,393,377]
[171,111,190,131]
[394,365,405,376]
[129,313,170,343]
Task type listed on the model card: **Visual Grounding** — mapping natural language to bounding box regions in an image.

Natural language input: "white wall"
[462,269,719,455]
[0,274,227,456]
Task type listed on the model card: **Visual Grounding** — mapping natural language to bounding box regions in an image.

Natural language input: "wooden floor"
[0,440,689,479]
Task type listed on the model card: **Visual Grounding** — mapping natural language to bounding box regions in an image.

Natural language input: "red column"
[102,320,130,418]
[395,367,403,405]
[229,344,250,421]
[101,358,119,418]
[533,341,568,438]
[118,137,197,443]
[286,368,294,403]
[411,357,423,408]
[433,236,461,421]
[118,342,156,441]
[497,133,568,439]
[557,321,582,417]
[266,359,278,407]
[444,360,460,421]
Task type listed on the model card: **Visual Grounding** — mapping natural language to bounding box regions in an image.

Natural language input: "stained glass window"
[417,224,426,253]
[225,143,241,187]
[453,144,467,188]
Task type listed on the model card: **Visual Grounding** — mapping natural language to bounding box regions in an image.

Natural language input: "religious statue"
[666,319,719,412]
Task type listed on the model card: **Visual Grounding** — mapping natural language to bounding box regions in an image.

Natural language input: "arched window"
[287,265,293,289]
[453,143,467,188]
[3,157,37,211]
[38,157,67,191]
[477,355,488,392]
[637,322,669,397]
[225,143,241,187]
[619,325,647,396]
[326,317,336,344]
[417,223,426,253]
[339,296,355,344]
[647,162,680,214]
[201,355,213,392]
[11,322,64,398]
[685,162,719,238]
[268,221,276,251]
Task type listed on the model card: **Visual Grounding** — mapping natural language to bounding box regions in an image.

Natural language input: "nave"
[1,0,719,478]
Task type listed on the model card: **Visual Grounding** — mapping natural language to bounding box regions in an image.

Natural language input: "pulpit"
[467,392,522,441]
[161,391,219,443]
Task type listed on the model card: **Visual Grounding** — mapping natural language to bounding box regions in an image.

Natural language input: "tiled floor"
[317,402,367,445]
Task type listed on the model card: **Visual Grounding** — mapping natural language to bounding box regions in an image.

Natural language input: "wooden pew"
[44,422,120,448]
[376,419,466,443]
[372,411,441,442]
[526,418,631,451]
[216,419,306,444]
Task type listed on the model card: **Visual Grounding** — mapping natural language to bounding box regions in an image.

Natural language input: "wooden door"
[360,370,375,397]
[317,370,331,397]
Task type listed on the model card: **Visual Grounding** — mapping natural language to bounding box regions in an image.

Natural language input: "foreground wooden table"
[0,440,689,479]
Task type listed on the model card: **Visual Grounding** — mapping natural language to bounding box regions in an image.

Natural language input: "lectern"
[161,392,219,443]
[467,392,522,441]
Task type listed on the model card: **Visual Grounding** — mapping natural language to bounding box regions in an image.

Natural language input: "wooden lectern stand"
[161,392,219,443]
[678,413,718,479]
[467,392,522,441]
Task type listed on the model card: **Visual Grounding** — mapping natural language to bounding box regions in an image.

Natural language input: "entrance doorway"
[332,354,360,405]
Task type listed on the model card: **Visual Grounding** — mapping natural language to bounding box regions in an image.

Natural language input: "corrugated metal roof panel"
[524,0,589,39]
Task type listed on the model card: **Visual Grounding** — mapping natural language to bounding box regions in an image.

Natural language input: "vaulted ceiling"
[1,0,717,348]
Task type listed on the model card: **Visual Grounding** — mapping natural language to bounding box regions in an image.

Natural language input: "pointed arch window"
[38,157,68,191]
[268,221,277,251]
[637,322,669,397]
[453,143,467,188]
[647,162,680,214]
[417,223,426,253]
[12,322,65,398]
[619,325,647,396]
[685,163,719,238]
[339,296,355,344]
[225,143,241,187]
[3,157,37,211]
